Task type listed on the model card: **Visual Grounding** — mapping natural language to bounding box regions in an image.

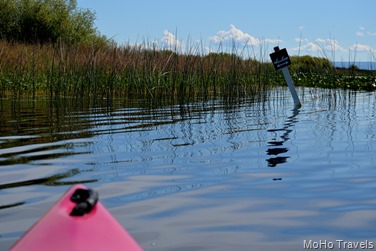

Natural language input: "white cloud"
[294,37,308,43]
[291,41,321,52]
[264,38,282,44]
[210,24,260,45]
[356,26,365,36]
[292,38,345,55]
[356,26,376,37]
[350,44,376,52]
[161,30,182,48]
[209,24,281,46]
[315,38,345,52]
[305,42,321,51]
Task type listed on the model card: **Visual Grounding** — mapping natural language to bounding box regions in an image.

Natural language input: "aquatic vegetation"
[288,55,376,90]
[0,40,375,100]
[0,40,278,99]
[291,71,376,91]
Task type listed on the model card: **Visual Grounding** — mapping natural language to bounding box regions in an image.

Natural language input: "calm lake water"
[1,87,376,250]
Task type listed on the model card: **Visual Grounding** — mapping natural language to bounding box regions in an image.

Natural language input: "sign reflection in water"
[266,107,299,167]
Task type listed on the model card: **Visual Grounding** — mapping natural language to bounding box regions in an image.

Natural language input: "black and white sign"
[269,48,291,71]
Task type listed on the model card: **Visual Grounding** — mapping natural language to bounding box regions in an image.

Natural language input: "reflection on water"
[266,107,299,167]
[1,88,376,250]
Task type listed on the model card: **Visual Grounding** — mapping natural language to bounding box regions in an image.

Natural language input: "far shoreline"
[332,61,376,71]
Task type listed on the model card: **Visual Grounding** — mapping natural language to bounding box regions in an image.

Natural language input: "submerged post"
[270,46,301,108]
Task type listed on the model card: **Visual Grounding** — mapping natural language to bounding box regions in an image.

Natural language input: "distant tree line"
[0,0,104,44]
[290,55,334,73]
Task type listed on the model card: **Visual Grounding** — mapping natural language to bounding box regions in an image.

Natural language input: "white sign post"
[270,46,301,108]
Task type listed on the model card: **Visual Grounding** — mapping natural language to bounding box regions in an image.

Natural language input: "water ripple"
[1,89,376,250]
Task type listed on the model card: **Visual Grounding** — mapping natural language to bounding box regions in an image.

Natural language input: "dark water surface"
[1,87,376,250]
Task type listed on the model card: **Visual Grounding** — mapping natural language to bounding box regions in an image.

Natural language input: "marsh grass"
[0,40,280,100]
[0,40,375,101]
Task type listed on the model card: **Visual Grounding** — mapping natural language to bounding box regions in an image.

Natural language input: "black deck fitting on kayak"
[70,188,99,216]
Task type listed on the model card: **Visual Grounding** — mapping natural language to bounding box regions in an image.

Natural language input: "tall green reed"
[1,39,374,101]
[0,39,281,100]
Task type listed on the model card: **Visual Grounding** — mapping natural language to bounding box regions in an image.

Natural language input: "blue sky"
[77,0,376,62]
